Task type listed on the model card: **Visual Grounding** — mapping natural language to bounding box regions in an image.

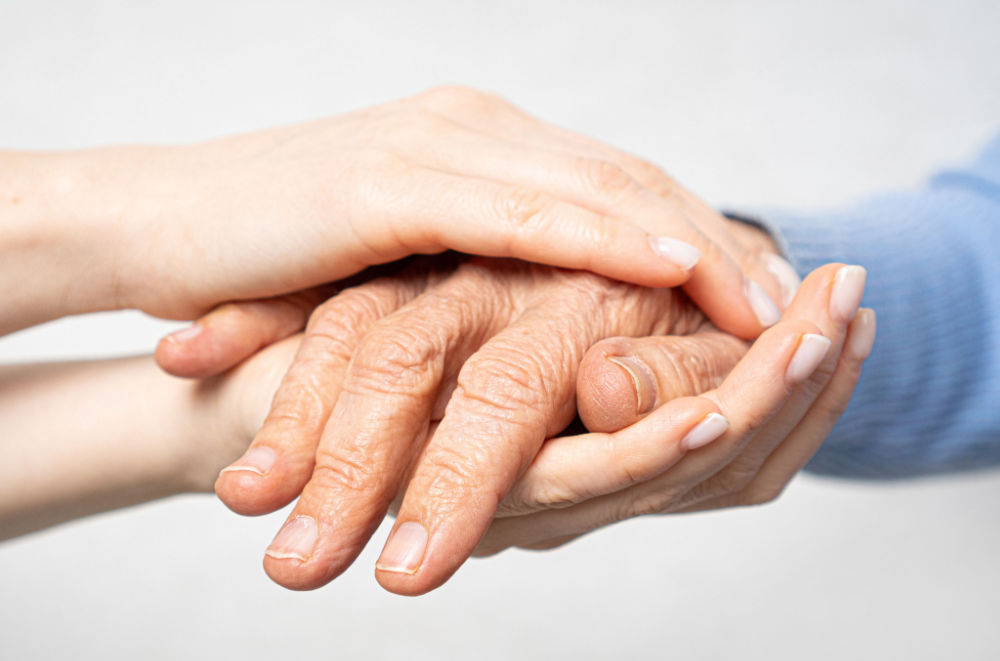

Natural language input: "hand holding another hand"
[119,85,788,340]
[187,236,869,595]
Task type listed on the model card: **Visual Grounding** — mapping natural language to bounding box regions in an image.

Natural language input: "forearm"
[0,355,234,540]
[0,149,153,333]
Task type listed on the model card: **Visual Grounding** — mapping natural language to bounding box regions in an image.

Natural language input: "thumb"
[154,289,329,378]
[577,330,749,433]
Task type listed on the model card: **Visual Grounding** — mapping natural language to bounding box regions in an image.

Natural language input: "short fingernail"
[164,323,203,343]
[830,265,867,323]
[376,521,428,575]
[681,412,729,450]
[786,333,832,384]
[265,515,318,562]
[607,355,657,414]
[762,253,801,308]
[649,236,701,271]
[219,446,276,477]
[744,278,781,327]
[847,308,877,360]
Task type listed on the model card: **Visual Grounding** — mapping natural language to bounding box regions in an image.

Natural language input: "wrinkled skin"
[197,252,870,595]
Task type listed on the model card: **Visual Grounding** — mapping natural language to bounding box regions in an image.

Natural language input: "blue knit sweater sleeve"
[749,133,1000,479]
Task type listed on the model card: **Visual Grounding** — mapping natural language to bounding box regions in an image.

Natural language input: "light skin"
[0,85,858,592]
[0,86,782,339]
[166,214,866,595]
[0,263,873,569]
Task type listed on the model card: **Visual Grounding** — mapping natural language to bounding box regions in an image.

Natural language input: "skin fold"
[181,232,868,594]
[0,86,865,594]
[0,260,872,598]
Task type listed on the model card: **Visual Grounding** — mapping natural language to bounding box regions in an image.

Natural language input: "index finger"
[373,303,595,595]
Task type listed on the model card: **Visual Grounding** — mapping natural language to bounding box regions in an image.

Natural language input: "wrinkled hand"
[190,245,869,595]
[196,248,862,596]
[210,256,707,593]
[475,265,873,554]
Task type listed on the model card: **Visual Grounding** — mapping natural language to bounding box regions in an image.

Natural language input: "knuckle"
[498,187,555,232]
[713,463,758,496]
[298,329,356,368]
[575,158,635,198]
[743,481,786,506]
[298,289,398,365]
[348,325,441,393]
[312,447,381,493]
[553,268,623,303]
[520,477,583,513]
[634,159,678,196]
[263,371,328,431]
[677,461,759,508]
[422,444,480,491]
[579,213,621,261]
[307,289,387,339]
[604,434,651,489]
[214,300,265,327]
[418,444,502,511]
[455,348,553,420]
[797,357,838,401]
[624,488,676,518]
[652,341,701,398]
[415,85,495,114]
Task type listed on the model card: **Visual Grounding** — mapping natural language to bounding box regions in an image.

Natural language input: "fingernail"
[164,323,202,343]
[762,253,801,308]
[265,515,318,562]
[786,333,831,384]
[649,236,701,271]
[607,355,657,414]
[376,521,428,575]
[846,308,877,360]
[830,265,867,323]
[681,412,729,450]
[219,446,276,477]
[744,278,781,327]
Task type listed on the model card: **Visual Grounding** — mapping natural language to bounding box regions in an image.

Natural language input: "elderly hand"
[475,266,873,555]
[210,255,707,592]
[187,244,856,598]
[193,260,869,551]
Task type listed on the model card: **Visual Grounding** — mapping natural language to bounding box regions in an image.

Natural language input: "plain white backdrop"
[2,1,999,659]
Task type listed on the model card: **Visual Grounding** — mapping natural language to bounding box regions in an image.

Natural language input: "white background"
[2,1,999,659]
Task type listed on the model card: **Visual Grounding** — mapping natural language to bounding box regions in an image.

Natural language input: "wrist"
[0,148,169,329]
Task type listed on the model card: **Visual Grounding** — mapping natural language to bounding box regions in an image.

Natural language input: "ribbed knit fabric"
[741,133,1000,479]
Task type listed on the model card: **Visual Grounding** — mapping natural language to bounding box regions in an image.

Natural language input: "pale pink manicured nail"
[830,265,867,323]
[375,521,428,575]
[164,323,203,343]
[846,309,877,360]
[762,253,801,308]
[744,278,781,327]
[219,446,276,477]
[649,236,701,271]
[786,333,832,384]
[607,355,657,414]
[680,412,730,450]
[265,515,318,562]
